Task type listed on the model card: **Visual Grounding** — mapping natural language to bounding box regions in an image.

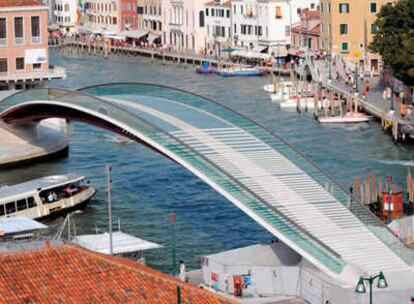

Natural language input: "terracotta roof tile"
[0,243,239,304]
[0,0,45,7]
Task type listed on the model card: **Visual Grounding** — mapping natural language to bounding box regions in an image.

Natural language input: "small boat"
[318,112,370,124]
[264,81,293,93]
[195,61,216,74]
[0,174,96,222]
[218,67,268,77]
[280,96,321,110]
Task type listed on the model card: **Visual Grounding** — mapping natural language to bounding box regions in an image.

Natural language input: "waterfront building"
[290,8,321,56]
[0,0,65,90]
[137,0,162,43]
[120,0,138,31]
[0,242,237,303]
[161,0,209,53]
[204,0,232,55]
[53,0,78,34]
[231,0,318,56]
[83,0,120,33]
[320,0,394,71]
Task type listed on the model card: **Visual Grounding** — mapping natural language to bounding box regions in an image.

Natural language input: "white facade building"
[84,0,121,33]
[232,0,317,56]
[54,0,78,33]
[161,0,209,53]
[204,0,232,53]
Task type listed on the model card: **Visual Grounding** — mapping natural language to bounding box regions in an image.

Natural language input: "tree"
[370,0,414,86]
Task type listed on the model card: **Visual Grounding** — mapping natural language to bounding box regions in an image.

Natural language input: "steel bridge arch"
[0,84,412,286]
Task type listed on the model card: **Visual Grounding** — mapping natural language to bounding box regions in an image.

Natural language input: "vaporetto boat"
[0,174,96,221]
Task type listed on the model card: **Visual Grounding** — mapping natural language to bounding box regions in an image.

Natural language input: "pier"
[57,38,292,75]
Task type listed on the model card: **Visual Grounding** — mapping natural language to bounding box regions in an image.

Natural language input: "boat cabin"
[0,174,96,221]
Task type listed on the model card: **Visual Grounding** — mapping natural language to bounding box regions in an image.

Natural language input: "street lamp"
[355,272,388,304]
[169,209,177,276]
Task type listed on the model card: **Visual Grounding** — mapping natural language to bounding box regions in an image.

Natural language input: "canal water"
[1,49,414,273]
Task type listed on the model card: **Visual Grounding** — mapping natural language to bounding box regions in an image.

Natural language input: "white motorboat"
[0,174,96,222]
[318,112,370,124]
[280,97,321,110]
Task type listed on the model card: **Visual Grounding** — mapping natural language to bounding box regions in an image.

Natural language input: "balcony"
[0,38,6,46]
[14,37,24,45]
[0,66,66,83]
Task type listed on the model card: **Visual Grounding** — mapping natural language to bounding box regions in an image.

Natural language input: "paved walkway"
[0,119,69,167]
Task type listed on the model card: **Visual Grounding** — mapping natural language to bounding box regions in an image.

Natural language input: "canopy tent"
[270,45,288,57]
[71,231,162,255]
[231,50,272,60]
[147,33,160,45]
[120,30,149,40]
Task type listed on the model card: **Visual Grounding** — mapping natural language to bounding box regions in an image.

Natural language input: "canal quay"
[2,50,414,303]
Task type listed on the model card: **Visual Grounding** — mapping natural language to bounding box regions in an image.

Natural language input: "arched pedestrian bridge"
[1,84,413,287]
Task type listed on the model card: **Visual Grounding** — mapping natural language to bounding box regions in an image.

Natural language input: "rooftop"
[0,216,46,235]
[0,0,45,7]
[0,242,238,303]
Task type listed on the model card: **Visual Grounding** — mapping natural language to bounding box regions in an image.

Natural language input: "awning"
[231,50,272,60]
[270,45,288,57]
[72,231,162,255]
[147,33,160,44]
[252,45,268,53]
[121,30,149,40]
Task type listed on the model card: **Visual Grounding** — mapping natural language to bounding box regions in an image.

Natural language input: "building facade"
[137,0,162,36]
[0,0,65,89]
[84,0,120,33]
[54,0,78,33]
[120,0,138,31]
[231,0,318,56]
[291,8,320,55]
[161,0,209,53]
[320,0,394,71]
[204,0,232,53]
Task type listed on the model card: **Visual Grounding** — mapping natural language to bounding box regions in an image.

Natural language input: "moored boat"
[0,174,96,222]
[280,96,321,110]
[318,112,370,124]
[195,61,216,74]
[218,67,268,77]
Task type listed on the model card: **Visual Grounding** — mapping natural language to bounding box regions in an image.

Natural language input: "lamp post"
[169,209,177,276]
[355,272,388,304]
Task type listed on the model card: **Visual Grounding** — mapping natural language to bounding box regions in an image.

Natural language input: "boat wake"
[373,158,414,167]
[104,134,133,144]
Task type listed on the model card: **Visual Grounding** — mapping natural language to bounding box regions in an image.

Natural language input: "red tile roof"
[0,243,238,304]
[205,0,231,7]
[0,0,45,7]
[302,9,319,20]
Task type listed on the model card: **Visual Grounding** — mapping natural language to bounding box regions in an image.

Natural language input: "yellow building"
[320,0,394,71]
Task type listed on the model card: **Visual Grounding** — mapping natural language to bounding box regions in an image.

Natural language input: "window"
[0,58,7,73]
[241,5,243,15]
[0,205,4,216]
[340,24,348,35]
[28,197,36,208]
[339,3,349,13]
[17,199,27,211]
[211,8,214,16]
[0,18,6,45]
[64,4,69,11]
[371,23,377,33]
[233,4,236,14]
[275,6,282,18]
[16,57,24,70]
[320,2,323,12]
[258,26,262,36]
[234,23,237,34]
[14,17,23,44]
[341,42,349,52]
[227,9,230,18]
[205,8,208,16]
[370,2,377,13]
[199,11,204,27]
[31,16,40,43]
[6,201,16,214]
[33,63,41,69]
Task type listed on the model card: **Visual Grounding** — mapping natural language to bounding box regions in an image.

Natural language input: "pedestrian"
[178,260,186,282]
[365,80,370,92]
[401,100,407,118]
